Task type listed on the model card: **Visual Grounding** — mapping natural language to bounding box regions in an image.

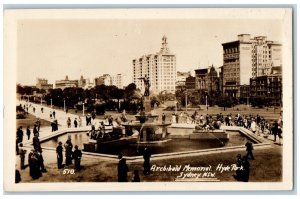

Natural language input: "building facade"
[176,71,190,91]
[55,76,78,90]
[132,36,176,94]
[111,74,124,89]
[94,74,112,86]
[195,65,220,96]
[222,34,282,98]
[36,78,53,91]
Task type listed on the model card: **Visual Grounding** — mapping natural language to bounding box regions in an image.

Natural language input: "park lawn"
[16,113,51,128]
[18,144,282,183]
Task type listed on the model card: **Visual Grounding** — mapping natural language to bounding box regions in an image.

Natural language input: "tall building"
[111,74,124,89]
[132,36,176,94]
[222,34,282,97]
[36,78,53,91]
[94,74,111,86]
[55,76,78,90]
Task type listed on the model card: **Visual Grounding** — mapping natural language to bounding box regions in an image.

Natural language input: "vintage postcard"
[3,8,293,191]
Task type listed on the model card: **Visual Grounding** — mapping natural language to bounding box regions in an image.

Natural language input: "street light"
[82,102,85,116]
[63,98,66,112]
[50,98,53,108]
[205,95,208,111]
[185,90,188,112]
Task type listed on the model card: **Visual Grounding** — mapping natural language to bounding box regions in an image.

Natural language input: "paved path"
[17,100,104,139]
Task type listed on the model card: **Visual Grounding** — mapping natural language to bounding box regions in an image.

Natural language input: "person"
[132,170,141,182]
[36,150,47,173]
[162,113,166,123]
[33,133,41,152]
[277,126,283,145]
[50,111,52,119]
[225,116,230,126]
[16,126,24,144]
[117,154,128,182]
[53,110,56,119]
[245,141,254,160]
[15,169,21,183]
[16,138,19,155]
[67,117,71,128]
[51,119,56,132]
[36,118,41,132]
[74,118,78,128]
[54,119,58,131]
[73,145,82,171]
[64,136,73,166]
[56,141,63,169]
[33,124,39,136]
[241,156,250,182]
[28,149,41,179]
[272,121,279,142]
[143,148,151,175]
[250,120,256,134]
[26,126,31,140]
[233,154,242,181]
[33,107,35,113]
[41,107,43,113]
[19,143,27,170]
[78,117,82,127]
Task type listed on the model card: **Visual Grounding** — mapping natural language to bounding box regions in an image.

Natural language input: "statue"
[139,75,150,96]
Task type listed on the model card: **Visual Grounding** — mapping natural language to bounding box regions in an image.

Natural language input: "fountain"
[122,75,172,145]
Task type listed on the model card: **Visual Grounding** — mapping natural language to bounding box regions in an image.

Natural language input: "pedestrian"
[277,126,283,145]
[250,120,256,134]
[33,133,41,152]
[50,111,52,119]
[143,147,151,175]
[33,107,35,113]
[245,141,254,160]
[77,117,81,127]
[73,145,82,171]
[26,126,31,140]
[53,110,56,119]
[17,126,24,144]
[36,118,41,132]
[41,107,43,113]
[51,119,56,132]
[272,121,279,142]
[16,138,19,155]
[54,119,58,131]
[33,124,39,136]
[225,116,230,126]
[132,170,141,182]
[117,154,128,182]
[233,154,242,181]
[19,143,27,170]
[56,141,63,169]
[74,118,78,128]
[28,149,41,179]
[67,117,71,128]
[15,169,21,183]
[241,156,250,182]
[36,150,47,173]
[64,136,73,166]
[162,113,166,123]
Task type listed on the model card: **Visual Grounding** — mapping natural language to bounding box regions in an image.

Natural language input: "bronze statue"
[139,75,150,96]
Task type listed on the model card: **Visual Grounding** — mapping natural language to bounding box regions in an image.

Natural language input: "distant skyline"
[17,18,282,86]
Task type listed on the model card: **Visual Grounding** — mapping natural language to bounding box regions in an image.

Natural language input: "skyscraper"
[132,36,176,94]
[222,34,282,97]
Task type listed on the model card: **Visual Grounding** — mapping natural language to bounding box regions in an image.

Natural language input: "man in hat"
[245,141,254,160]
[33,133,41,152]
[56,141,63,169]
[19,143,27,170]
[26,126,31,140]
[73,145,82,171]
[143,148,151,175]
[74,118,78,128]
[117,154,128,182]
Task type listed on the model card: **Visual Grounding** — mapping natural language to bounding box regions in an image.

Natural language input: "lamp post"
[40,96,43,106]
[205,95,208,111]
[175,101,177,115]
[50,98,53,108]
[82,102,85,116]
[63,98,66,112]
[185,90,188,112]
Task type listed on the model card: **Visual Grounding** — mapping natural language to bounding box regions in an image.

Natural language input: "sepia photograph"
[3,7,293,191]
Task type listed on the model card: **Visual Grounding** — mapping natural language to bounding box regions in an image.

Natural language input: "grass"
[16,113,51,129]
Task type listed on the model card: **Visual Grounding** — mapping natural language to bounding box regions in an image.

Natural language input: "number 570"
[63,169,75,175]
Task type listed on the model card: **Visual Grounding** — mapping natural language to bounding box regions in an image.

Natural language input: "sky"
[17,18,282,86]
